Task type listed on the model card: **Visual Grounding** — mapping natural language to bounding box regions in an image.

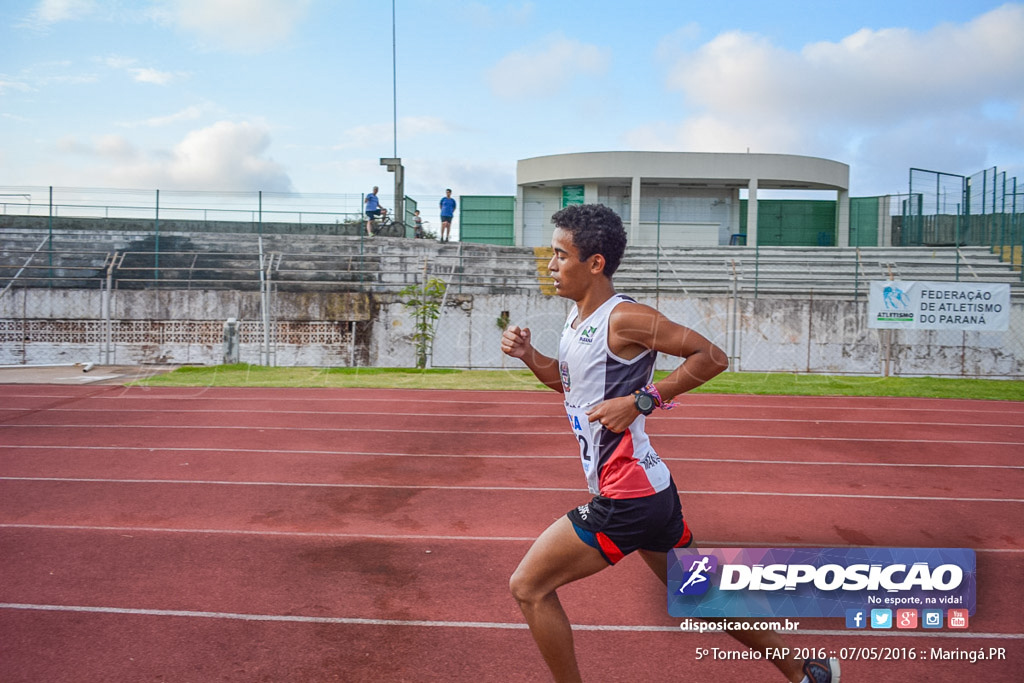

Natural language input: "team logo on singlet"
[559,360,571,392]
[578,325,598,345]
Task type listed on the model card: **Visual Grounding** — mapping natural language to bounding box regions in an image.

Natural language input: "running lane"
[1,385,1021,682]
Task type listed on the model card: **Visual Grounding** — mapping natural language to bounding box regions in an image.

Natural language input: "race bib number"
[565,404,598,473]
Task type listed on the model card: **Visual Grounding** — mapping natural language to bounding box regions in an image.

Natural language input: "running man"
[500,204,839,683]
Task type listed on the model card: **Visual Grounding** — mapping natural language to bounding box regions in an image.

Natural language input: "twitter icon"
[870,609,893,629]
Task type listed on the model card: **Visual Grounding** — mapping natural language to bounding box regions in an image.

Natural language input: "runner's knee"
[508,568,541,605]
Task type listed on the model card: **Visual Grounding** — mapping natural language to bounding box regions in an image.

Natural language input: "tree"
[399,277,447,368]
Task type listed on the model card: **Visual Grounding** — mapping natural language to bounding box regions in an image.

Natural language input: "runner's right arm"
[500,325,563,393]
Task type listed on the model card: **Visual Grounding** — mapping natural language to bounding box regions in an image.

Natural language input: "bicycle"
[369,208,405,237]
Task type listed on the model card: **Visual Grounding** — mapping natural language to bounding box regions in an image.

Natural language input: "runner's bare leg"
[510,516,610,682]
[638,549,805,682]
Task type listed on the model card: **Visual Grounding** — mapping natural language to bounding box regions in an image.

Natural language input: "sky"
[2,0,1023,217]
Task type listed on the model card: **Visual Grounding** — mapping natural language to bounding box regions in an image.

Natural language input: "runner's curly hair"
[551,203,627,277]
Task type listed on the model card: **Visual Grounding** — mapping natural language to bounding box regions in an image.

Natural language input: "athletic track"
[1,384,1021,682]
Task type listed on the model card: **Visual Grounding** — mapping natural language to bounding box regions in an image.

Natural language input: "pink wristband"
[644,383,679,410]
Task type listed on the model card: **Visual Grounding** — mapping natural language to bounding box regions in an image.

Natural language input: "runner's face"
[549,227,599,300]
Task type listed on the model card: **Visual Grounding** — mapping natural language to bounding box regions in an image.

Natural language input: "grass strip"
[132,364,1024,401]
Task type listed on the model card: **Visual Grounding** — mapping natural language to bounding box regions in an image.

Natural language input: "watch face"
[635,392,655,414]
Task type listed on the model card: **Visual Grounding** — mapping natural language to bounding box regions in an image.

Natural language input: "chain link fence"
[901,167,1023,273]
[3,240,1022,378]
[3,185,1022,378]
[424,279,1023,379]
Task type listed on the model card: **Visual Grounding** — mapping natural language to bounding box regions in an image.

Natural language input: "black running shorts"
[567,479,693,564]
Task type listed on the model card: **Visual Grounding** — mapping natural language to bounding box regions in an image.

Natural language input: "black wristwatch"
[633,389,656,416]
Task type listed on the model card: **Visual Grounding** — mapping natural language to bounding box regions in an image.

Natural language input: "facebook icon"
[846,609,867,629]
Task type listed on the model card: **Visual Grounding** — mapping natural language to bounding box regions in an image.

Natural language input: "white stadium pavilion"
[514,151,850,248]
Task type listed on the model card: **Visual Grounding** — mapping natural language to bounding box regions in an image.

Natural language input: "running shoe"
[802,657,841,683]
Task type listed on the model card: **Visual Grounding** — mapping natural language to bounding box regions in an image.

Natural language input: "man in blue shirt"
[365,186,382,236]
[439,188,456,243]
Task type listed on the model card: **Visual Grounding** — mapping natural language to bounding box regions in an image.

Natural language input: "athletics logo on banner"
[667,548,976,618]
[867,281,1009,331]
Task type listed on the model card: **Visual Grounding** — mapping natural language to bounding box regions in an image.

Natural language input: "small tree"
[399,277,447,368]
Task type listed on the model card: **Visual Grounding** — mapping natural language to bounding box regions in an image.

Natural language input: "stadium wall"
[2,288,1021,378]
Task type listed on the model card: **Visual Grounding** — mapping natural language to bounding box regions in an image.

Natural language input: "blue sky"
[2,0,1022,212]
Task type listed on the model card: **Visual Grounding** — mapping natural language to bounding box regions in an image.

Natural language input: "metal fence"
[424,267,1024,379]
[2,183,1022,378]
[3,232,1021,378]
[0,185,437,242]
[902,167,1024,274]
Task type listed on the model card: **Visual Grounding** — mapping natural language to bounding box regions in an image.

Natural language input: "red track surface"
[1,385,1022,682]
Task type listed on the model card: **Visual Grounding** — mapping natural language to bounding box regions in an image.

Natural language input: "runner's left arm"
[587,303,727,432]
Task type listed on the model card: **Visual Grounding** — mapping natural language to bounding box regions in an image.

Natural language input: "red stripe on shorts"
[596,532,625,564]
[674,519,693,548]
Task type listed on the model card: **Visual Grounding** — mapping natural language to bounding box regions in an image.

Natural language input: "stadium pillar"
[836,189,850,247]
[747,178,759,246]
[629,175,641,243]
[381,157,404,228]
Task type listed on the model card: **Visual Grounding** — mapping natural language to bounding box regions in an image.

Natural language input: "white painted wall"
[3,288,1021,377]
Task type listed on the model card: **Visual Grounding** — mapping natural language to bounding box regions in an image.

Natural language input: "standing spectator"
[439,188,456,243]
[414,209,424,239]
[365,186,382,236]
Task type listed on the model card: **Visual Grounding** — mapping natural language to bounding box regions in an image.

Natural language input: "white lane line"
[4,392,1021,414]
[2,524,1020,553]
[4,406,1024,429]
[2,444,1021,469]
[0,523,537,542]
[0,475,577,493]
[1,424,1022,446]
[0,603,1020,639]
[1,476,1022,503]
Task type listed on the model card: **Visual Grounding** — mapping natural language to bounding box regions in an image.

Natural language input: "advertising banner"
[868,281,1010,331]
[668,547,976,619]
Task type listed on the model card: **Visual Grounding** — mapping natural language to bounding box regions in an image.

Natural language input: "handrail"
[0,235,50,297]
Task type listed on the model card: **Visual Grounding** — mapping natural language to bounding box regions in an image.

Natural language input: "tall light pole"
[392,0,397,158]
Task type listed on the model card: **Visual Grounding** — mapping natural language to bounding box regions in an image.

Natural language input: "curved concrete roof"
[517,151,849,191]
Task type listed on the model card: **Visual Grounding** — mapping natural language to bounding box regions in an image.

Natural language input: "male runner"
[500,203,839,683]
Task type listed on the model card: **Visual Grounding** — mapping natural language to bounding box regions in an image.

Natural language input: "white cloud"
[102,56,184,86]
[129,67,178,85]
[117,105,208,128]
[95,121,293,191]
[635,4,1024,194]
[405,159,514,196]
[27,0,96,25]
[488,33,610,99]
[56,133,139,161]
[155,0,313,54]
[0,78,33,95]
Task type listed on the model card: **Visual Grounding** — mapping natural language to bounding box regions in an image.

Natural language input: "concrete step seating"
[2,227,1021,297]
[617,246,1023,296]
[0,228,536,293]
